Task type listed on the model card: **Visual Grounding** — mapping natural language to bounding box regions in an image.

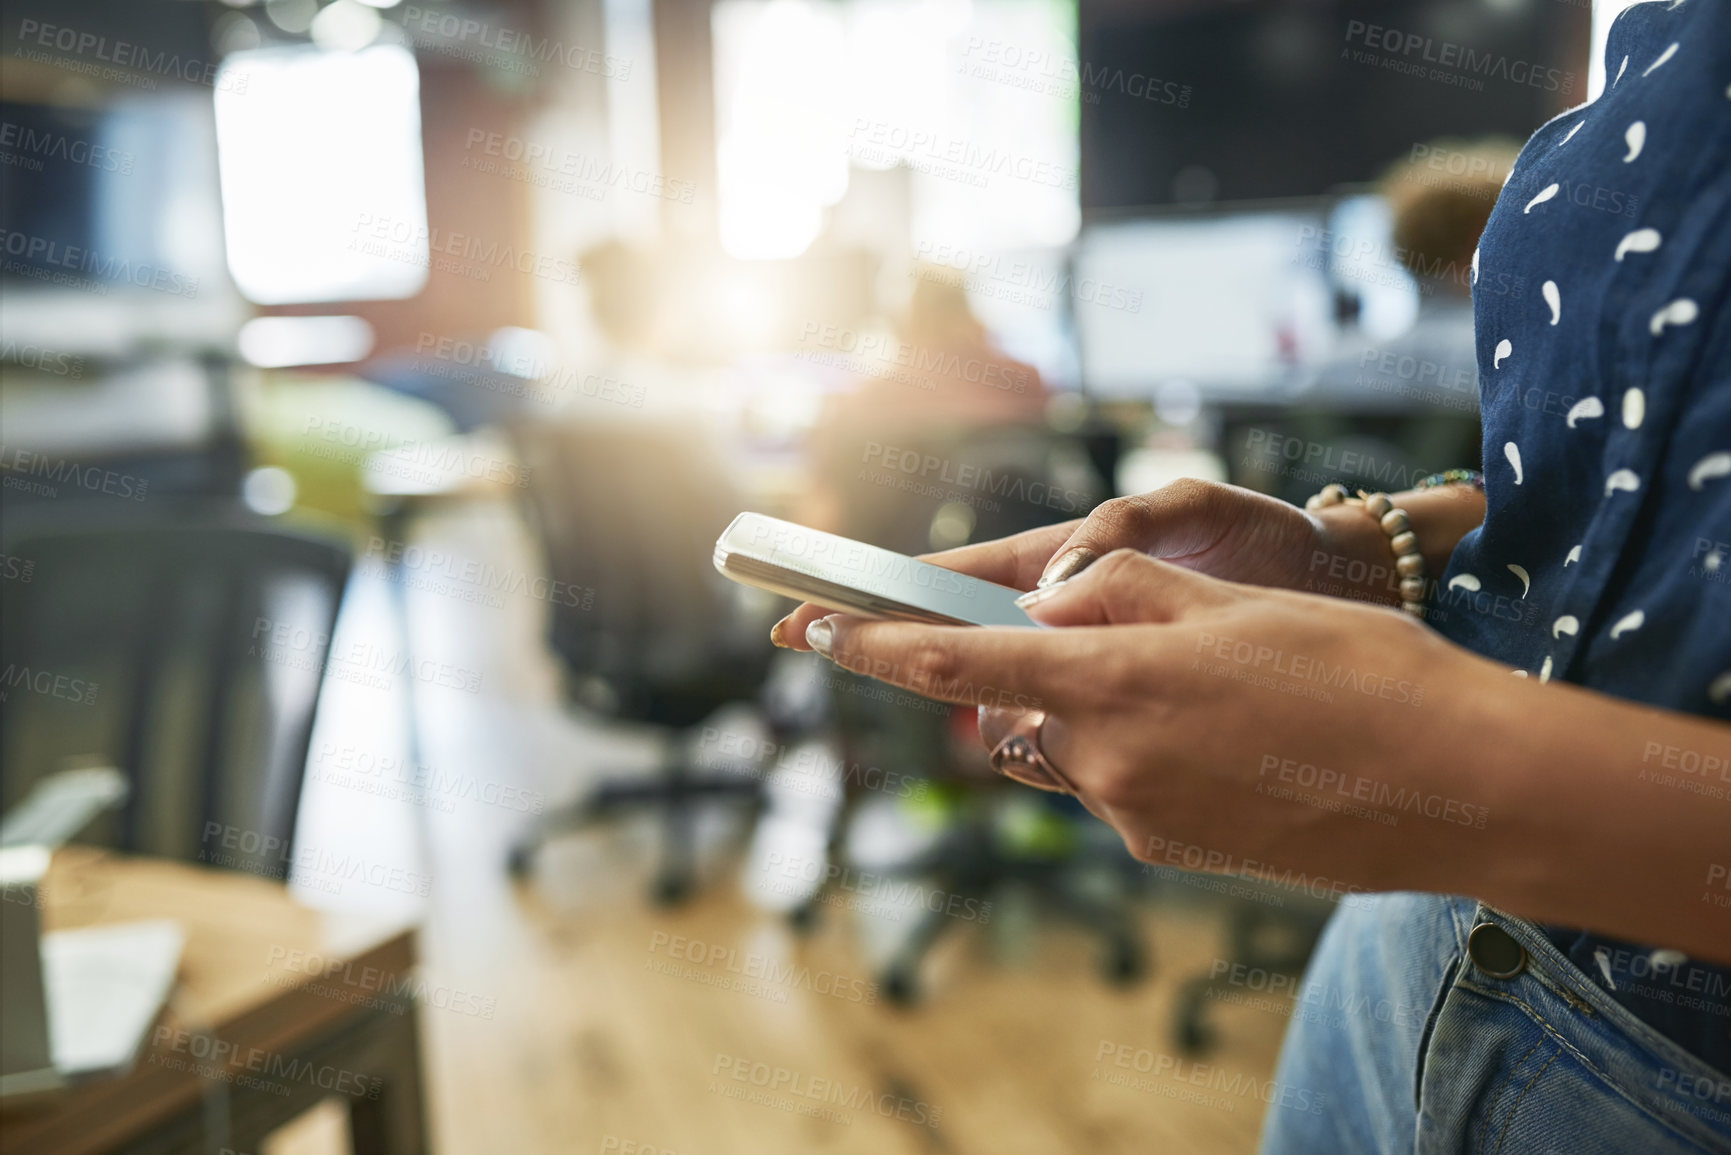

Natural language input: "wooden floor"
[276,498,1296,1155]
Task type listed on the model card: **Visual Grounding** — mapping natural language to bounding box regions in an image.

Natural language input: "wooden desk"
[0,849,426,1155]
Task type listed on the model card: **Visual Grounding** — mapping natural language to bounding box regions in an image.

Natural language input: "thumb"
[1036,480,1247,587]
[1014,550,1238,626]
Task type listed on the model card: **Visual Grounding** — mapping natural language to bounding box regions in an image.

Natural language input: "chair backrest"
[0,503,351,878]
[510,417,769,722]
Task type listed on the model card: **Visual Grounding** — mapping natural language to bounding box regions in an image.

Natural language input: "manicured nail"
[805,617,835,658]
[1038,547,1096,588]
[770,618,790,648]
[1014,583,1064,609]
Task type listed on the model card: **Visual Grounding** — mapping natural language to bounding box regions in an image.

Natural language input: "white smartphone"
[713,513,1036,628]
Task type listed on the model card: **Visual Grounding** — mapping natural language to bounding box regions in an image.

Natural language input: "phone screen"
[713,513,1035,628]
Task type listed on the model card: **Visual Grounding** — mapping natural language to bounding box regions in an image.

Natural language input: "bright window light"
[713,0,1079,261]
[215,45,428,304]
[238,315,375,367]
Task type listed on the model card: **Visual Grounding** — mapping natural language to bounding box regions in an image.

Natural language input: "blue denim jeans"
[1259,893,1731,1155]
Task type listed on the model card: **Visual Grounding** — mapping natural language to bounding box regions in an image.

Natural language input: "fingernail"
[1014,583,1064,609]
[805,617,835,658]
[1038,547,1096,589]
[770,618,790,648]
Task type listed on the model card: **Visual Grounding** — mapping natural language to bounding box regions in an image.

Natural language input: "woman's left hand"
[803,549,1495,896]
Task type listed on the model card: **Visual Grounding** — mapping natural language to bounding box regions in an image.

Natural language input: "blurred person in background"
[775,3,1731,1151]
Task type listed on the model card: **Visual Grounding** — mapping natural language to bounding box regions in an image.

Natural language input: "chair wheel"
[1177,1009,1215,1055]
[506,845,533,878]
[883,965,920,1007]
[787,903,820,935]
[652,874,693,906]
[1101,936,1146,986]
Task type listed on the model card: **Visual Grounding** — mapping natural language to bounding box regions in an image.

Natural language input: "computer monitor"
[1071,210,1334,398]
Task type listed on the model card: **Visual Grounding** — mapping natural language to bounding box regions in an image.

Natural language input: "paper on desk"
[43,919,183,1077]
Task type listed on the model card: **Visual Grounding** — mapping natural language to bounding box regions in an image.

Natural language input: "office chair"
[0,502,351,880]
[794,421,1144,1002]
[505,417,776,904]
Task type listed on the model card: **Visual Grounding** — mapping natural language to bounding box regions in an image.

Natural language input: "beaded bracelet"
[1414,469,1485,492]
[1305,483,1428,618]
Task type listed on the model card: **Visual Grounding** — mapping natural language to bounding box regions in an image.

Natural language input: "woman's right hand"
[772,478,1392,650]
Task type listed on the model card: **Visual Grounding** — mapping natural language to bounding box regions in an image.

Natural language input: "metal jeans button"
[1469,922,1527,979]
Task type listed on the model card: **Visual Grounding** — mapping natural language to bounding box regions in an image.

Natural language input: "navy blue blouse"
[1429,0,1730,1069]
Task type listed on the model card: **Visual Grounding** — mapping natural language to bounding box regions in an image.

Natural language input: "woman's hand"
[797,550,1731,963]
[772,478,1428,649]
[804,550,1472,893]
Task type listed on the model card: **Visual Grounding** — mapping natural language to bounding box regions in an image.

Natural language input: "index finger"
[808,614,1086,714]
[771,520,1081,649]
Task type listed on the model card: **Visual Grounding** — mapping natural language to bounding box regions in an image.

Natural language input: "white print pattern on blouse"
[1559,122,1584,147]
[1494,339,1512,368]
[1543,280,1561,325]
[1649,299,1698,335]
[1525,184,1560,213]
[1447,574,1481,592]
[1609,610,1645,639]
[1614,56,1628,87]
[1687,451,1731,491]
[1614,228,1662,261]
[1554,615,1580,638]
[1605,469,1641,496]
[1504,442,1524,485]
[1622,389,1645,429]
[1709,672,1731,707]
[1507,565,1531,597]
[1471,247,1480,284]
[1566,397,1604,428]
[1623,122,1646,163]
[1540,655,1555,683]
[1642,43,1679,77]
